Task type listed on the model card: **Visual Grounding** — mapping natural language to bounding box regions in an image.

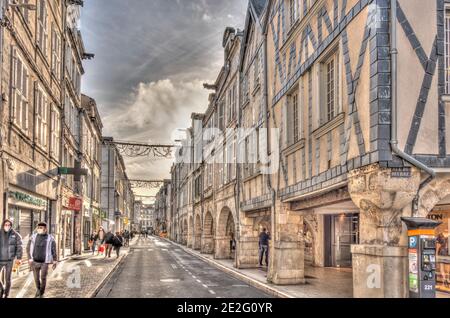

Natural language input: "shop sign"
[9,191,47,208]
[124,218,129,225]
[93,208,100,216]
[100,210,107,219]
[67,197,82,211]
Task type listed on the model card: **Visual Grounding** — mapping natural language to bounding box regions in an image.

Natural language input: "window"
[287,90,301,146]
[290,0,299,27]
[35,86,49,149]
[231,83,237,120]
[254,52,260,86]
[18,0,30,22]
[242,75,249,105]
[326,58,336,121]
[51,24,62,80]
[445,9,450,94]
[65,94,79,142]
[37,0,48,58]
[227,90,232,124]
[12,52,29,132]
[50,106,61,159]
[218,101,224,131]
[320,52,339,124]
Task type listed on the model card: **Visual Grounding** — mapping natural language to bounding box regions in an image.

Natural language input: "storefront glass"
[429,209,450,293]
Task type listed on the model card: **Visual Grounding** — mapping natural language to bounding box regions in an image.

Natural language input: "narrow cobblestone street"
[95,236,272,298]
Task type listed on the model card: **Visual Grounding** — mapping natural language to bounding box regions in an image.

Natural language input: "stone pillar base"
[201,235,214,254]
[236,237,259,269]
[268,241,305,285]
[351,244,408,298]
[193,235,201,250]
[214,236,230,259]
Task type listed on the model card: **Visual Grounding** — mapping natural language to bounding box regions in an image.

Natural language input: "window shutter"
[23,67,29,131]
[11,48,17,122]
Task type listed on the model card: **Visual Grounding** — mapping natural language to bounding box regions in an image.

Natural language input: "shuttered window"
[12,50,29,133]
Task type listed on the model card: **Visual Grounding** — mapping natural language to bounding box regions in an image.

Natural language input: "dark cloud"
[81,0,247,183]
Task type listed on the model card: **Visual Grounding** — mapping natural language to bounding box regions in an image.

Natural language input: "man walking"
[259,228,270,267]
[101,228,115,258]
[27,222,57,298]
[0,219,23,298]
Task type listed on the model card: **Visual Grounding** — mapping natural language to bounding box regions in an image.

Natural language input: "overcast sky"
[81,0,247,199]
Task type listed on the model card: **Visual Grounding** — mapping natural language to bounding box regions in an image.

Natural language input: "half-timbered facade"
[168,0,450,297]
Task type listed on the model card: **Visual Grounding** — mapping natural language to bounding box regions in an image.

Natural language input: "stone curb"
[161,237,294,299]
[87,251,129,298]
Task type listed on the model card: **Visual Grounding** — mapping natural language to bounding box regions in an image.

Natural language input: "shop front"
[61,196,82,257]
[427,207,450,294]
[92,207,101,235]
[7,187,48,265]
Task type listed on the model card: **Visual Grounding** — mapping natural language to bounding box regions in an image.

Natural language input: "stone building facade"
[79,94,102,250]
[0,0,97,262]
[101,137,134,233]
[169,0,450,297]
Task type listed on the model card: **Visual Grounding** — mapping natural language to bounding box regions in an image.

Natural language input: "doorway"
[325,213,359,268]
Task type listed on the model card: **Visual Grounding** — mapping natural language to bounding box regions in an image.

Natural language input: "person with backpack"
[101,229,115,258]
[112,232,124,259]
[27,222,57,298]
[0,219,23,298]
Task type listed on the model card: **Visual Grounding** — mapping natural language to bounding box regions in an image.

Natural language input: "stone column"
[348,164,421,298]
[187,226,194,248]
[214,236,230,259]
[236,217,259,268]
[236,237,260,268]
[267,201,305,285]
[193,232,202,250]
[201,234,214,254]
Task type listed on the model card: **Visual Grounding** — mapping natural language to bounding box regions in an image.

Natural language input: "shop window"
[430,210,450,293]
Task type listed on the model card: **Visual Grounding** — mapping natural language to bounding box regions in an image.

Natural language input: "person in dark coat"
[258,228,270,267]
[112,232,124,259]
[0,219,23,298]
[101,229,115,258]
[27,222,57,298]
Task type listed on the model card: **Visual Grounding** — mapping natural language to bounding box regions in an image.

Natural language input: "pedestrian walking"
[102,229,115,258]
[0,219,23,298]
[27,222,57,298]
[88,233,97,255]
[112,232,124,259]
[258,228,270,267]
[97,227,106,256]
[123,230,130,247]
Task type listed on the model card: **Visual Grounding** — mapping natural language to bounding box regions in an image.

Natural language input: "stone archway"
[194,214,202,250]
[215,207,236,260]
[201,211,214,254]
[417,175,450,217]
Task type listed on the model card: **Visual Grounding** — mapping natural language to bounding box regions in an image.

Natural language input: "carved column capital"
[348,164,421,245]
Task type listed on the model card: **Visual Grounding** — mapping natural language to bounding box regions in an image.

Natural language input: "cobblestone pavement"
[8,242,133,298]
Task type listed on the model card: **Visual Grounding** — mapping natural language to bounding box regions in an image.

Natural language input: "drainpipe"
[262,26,277,265]
[390,0,435,214]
